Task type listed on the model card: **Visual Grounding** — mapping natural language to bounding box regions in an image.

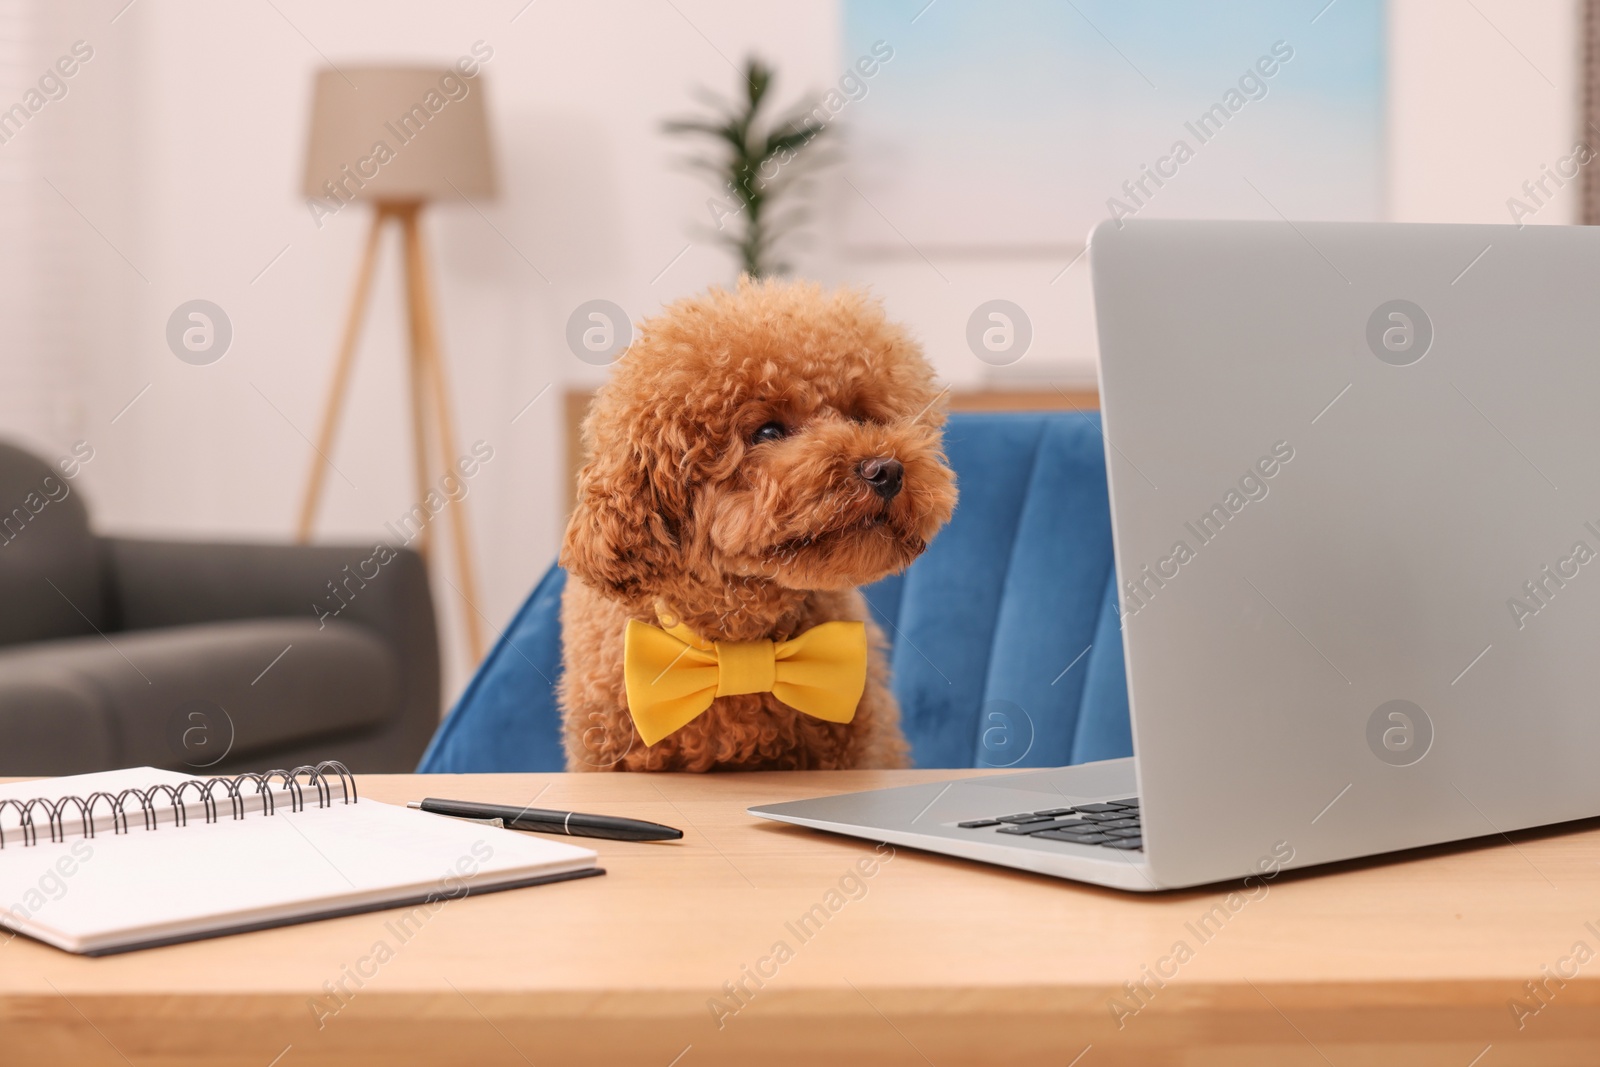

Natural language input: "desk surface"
[3,769,1599,1066]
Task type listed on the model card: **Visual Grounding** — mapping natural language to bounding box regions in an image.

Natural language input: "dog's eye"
[750,421,788,445]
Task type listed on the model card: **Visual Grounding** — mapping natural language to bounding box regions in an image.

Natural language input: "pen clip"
[408,803,506,830]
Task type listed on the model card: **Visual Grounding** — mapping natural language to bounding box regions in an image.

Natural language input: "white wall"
[0,1,95,457]
[1388,0,1583,224]
[4,0,1588,711]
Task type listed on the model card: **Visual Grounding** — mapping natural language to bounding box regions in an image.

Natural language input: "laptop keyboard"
[956,798,1142,851]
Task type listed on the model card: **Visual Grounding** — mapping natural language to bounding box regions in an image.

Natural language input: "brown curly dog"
[557,278,957,771]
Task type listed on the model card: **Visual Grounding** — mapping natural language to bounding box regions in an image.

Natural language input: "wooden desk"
[3,769,1600,1066]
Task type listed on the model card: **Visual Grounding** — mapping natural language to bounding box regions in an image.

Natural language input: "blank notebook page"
[0,767,599,955]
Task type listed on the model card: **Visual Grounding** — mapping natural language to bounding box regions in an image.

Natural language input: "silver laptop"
[752,218,1600,891]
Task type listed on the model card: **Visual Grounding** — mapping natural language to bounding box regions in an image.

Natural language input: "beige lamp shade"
[302,65,497,204]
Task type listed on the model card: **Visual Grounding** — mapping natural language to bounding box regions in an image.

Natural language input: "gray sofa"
[0,442,440,775]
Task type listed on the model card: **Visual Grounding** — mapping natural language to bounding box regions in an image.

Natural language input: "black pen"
[407,798,683,841]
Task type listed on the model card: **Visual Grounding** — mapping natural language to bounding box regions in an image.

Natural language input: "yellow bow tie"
[622,614,867,746]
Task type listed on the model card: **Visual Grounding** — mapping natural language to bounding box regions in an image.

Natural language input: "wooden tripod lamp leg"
[397,204,436,563]
[299,200,489,665]
[399,207,488,663]
[297,207,387,543]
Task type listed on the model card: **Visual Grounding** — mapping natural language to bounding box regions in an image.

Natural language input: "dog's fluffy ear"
[559,417,687,601]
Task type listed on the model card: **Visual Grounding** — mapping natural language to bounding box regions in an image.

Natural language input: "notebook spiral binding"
[0,761,357,850]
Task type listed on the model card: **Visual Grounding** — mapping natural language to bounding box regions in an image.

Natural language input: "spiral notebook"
[0,763,602,956]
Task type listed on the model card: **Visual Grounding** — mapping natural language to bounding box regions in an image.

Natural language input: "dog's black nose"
[858,457,904,500]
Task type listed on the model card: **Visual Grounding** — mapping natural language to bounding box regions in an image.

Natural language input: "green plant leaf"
[662,53,830,279]
[763,123,826,158]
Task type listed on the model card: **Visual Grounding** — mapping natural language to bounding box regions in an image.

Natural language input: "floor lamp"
[298,66,496,662]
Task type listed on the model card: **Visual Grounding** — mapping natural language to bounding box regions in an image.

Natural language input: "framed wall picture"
[839,0,1387,254]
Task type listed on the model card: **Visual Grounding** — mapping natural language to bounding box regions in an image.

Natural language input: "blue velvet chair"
[419,412,1131,772]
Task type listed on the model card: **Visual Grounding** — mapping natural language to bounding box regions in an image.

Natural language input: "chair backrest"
[419,412,1131,772]
[0,440,105,648]
[860,412,1131,768]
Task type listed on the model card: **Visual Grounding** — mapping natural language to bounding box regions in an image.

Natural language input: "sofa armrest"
[98,537,441,764]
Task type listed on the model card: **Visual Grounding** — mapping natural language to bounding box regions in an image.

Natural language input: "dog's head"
[561,279,957,607]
